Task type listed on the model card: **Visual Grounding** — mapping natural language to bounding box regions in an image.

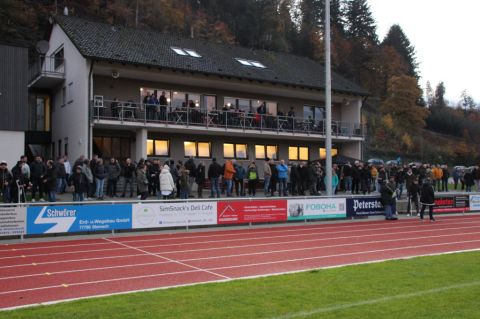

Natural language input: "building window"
[203,95,217,111]
[289,146,309,161]
[255,144,278,160]
[223,143,248,159]
[235,58,266,68]
[93,137,131,160]
[147,139,169,157]
[225,97,278,115]
[61,87,66,107]
[184,141,211,158]
[54,47,64,70]
[67,82,73,104]
[319,148,338,160]
[171,47,201,58]
[304,105,325,121]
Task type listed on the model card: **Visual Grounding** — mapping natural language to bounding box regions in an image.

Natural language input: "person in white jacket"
[159,164,176,199]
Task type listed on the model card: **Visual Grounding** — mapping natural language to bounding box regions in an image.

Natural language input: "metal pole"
[325,0,333,196]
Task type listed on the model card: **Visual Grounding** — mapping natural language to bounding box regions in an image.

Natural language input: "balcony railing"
[29,55,65,85]
[90,99,365,138]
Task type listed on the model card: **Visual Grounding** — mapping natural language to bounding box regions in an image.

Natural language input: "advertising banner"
[470,195,480,211]
[217,200,287,224]
[287,198,346,220]
[346,197,384,217]
[0,206,26,236]
[26,204,132,235]
[132,202,217,229]
[433,196,469,213]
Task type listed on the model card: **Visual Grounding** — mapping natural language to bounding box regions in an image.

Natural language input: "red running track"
[1,214,480,310]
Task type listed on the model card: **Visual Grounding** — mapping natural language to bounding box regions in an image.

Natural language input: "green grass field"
[2,251,480,319]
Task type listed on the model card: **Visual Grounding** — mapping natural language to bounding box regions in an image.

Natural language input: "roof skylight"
[171,47,201,58]
[235,58,266,68]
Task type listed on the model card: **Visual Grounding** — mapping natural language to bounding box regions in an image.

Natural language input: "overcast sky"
[368,0,479,104]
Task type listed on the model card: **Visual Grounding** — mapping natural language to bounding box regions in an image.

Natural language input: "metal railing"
[29,55,65,82]
[90,100,365,138]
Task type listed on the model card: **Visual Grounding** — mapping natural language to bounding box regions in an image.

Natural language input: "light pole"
[325,0,333,196]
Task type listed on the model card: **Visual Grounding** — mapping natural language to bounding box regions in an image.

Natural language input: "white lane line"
[0,243,479,299]
[2,219,479,261]
[102,238,230,280]
[3,215,478,253]
[1,231,479,281]
[4,224,480,270]
[270,281,480,319]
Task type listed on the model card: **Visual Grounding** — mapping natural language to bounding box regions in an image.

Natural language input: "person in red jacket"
[223,159,236,197]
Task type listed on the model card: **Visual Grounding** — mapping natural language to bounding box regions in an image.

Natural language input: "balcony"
[28,55,65,89]
[90,99,365,139]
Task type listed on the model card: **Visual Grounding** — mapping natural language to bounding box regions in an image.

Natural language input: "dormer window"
[171,47,201,58]
[235,58,266,68]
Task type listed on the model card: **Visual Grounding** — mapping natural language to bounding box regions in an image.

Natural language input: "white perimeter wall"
[47,24,90,161]
[0,131,24,167]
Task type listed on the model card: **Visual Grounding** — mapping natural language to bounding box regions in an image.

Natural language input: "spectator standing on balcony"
[277,160,288,197]
[196,162,206,198]
[81,159,94,200]
[30,156,46,202]
[121,158,136,198]
[145,93,156,120]
[106,157,121,197]
[263,158,272,197]
[247,162,259,197]
[223,159,236,197]
[68,165,88,202]
[56,157,67,194]
[43,160,57,203]
[94,158,107,200]
[419,178,435,221]
[159,164,176,199]
[159,91,168,121]
[185,157,197,197]
[111,98,120,118]
[136,164,149,200]
[441,165,450,192]
[287,107,295,129]
[342,162,353,194]
[0,161,12,203]
[208,158,222,198]
[234,162,246,197]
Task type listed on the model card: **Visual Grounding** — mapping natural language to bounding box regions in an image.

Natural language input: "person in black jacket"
[185,157,197,197]
[68,165,88,201]
[196,162,206,198]
[121,158,136,198]
[299,162,309,196]
[380,176,397,220]
[0,161,12,203]
[269,159,278,196]
[420,178,435,221]
[208,158,222,198]
[94,158,107,200]
[352,161,361,194]
[43,160,57,202]
[441,165,450,192]
[30,156,46,202]
[290,162,300,196]
[407,177,421,216]
[307,162,318,195]
[11,161,29,203]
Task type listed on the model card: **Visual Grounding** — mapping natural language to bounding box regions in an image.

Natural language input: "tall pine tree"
[382,24,418,78]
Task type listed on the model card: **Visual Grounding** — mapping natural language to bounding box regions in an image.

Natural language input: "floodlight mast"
[325,0,333,196]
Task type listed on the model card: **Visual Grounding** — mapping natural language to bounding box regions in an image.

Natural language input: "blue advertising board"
[26,204,132,235]
[347,197,384,217]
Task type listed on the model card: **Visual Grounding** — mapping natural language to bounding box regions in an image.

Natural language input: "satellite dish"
[36,40,50,54]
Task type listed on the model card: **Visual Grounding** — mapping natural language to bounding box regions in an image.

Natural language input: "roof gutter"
[87,60,94,158]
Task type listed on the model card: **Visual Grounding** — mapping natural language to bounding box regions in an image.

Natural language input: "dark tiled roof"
[56,15,367,96]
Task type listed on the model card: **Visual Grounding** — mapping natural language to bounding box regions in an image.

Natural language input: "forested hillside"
[1,0,478,164]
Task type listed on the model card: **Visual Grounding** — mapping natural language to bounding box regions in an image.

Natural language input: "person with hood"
[43,160,57,202]
[208,158,222,198]
[234,162,246,197]
[247,161,259,197]
[30,156,46,202]
[94,158,107,200]
[159,164,176,199]
[380,176,398,220]
[0,161,12,203]
[223,159,236,197]
[196,162,206,198]
[136,164,149,200]
[106,157,121,197]
[68,165,88,201]
[276,159,288,197]
[420,178,436,221]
